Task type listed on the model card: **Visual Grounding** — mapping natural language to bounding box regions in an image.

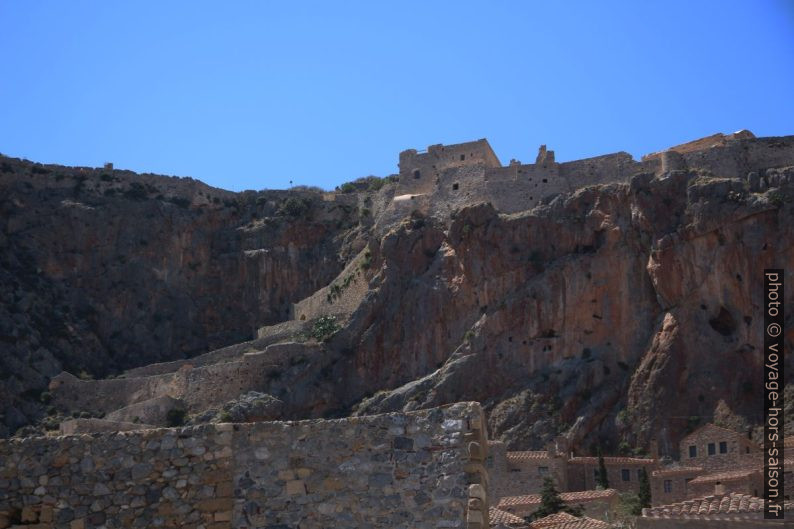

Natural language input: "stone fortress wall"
[390,130,794,221]
[0,402,489,529]
[48,341,322,421]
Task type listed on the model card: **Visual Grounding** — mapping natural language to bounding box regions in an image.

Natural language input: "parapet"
[0,402,489,529]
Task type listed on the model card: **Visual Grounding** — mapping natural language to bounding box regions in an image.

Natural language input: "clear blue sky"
[1,1,792,191]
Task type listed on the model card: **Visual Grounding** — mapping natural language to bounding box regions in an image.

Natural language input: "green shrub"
[310,315,341,342]
[166,408,187,427]
[360,249,372,270]
[278,197,311,217]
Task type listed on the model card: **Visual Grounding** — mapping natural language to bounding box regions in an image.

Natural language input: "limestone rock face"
[2,138,793,453]
[0,157,363,435]
[351,174,793,454]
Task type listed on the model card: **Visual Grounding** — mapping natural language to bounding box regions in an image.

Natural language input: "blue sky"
[1,1,792,191]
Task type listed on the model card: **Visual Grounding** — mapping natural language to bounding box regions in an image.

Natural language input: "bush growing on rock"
[310,315,340,342]
[166,408,187,427]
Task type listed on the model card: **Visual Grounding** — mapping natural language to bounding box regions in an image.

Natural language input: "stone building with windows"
[486,439,656,504]
[678,423,760,472]
[649,423,766,506]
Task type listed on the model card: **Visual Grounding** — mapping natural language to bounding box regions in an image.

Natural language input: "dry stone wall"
[49,343,322,418]
[0,402,488,529]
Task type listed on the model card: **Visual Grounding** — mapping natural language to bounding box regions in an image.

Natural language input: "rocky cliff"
[1,135,792,457]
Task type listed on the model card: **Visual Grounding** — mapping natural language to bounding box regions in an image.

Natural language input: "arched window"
[413,169,421,179]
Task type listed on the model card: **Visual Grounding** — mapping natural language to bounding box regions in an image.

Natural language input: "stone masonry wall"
[0,402,488,529]
[49,343,322,417]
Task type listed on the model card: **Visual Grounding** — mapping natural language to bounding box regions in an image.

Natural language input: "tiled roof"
[529,512,580,527]
[651,466,703,477]
[643,493,764,518]
[499,489,618,509]
[507,450,553,462]
[569,456,655,465]
[489,507,527,526]
[529,512,610,529]
[688,468,758,484]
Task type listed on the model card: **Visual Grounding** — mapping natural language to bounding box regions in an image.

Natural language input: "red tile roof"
[490,507,527,526]
[498,489,618,509]
[643,493,764,518]
[529,512,580,527]
[651,466,703,477]
[529,512,610,529]
[507,450,553,462]
[688,468,759,484]
[569,456,655,465]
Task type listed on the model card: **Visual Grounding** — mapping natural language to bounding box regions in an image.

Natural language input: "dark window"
[413,170,420,179]
[708,443,716,455]
[746,447,750,454]
[664,480,672,493]
[719,442,727,454]
[689,445,697,458]
[542,178,548,183]
[452,183,459,191]
[638,469,643,480]
[593,469,599,479]
[460,154,465,161]
[621,469,631,482]
[538,466,549,476]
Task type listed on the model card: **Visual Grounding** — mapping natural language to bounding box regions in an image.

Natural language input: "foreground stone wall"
[0,402,487,529]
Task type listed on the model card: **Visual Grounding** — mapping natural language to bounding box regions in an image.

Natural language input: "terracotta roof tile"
[498,489,618,509]
[490,507,527,526]
[529,512,610,529]
[569,456,655,465]
[651,466,703,477]
[528,512,579,527]
[643,493,765,518]
[507,450,553,462]
[688,468,758,484]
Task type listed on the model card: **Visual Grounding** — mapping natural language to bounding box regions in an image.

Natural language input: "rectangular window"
[719,442,727,454]
[621,469,631,482]
[708,443,716,455]
[664,480,672,493]
[689,445,697,458]
[538,466,549,476]
[638,469,644,480]
[593,469,599,479]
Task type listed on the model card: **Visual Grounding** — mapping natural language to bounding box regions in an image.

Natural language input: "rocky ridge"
[1,134,792,458]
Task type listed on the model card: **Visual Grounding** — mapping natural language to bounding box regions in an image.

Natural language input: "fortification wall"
[679,136,794,178]
[124,320,306,378]
[0,403,488,529]
[397,139,500,196]
[292,248,372,322]
[50,343,321,417]
[558,151,640,189]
